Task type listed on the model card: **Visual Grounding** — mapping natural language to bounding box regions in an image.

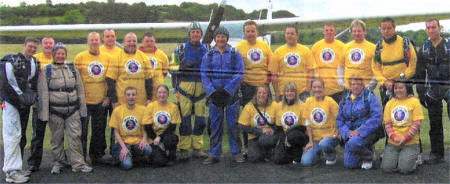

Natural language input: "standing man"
[74,32,112,165]
[139,32,169,101]
[100,29,122,56]
[311,22,345,103]
[173,22,209,160]
[27,36,55,172]
[1,37,40,183]
[106,32,153,109]
[272,25,316,102]
[415,18,449,164]
[342,19,377,91]
[201,26,244,164]
[372,17,417,106]
[235,20,274,155]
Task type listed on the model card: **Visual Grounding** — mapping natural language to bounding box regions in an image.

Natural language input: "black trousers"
[17,105,31,158]
[27,106,46,167]
[425,96,449,157]
[81,103,108,160]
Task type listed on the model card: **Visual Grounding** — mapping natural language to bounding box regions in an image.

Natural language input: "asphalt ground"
[0,148,449,183]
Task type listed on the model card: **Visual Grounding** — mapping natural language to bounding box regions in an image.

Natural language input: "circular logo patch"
[124,59,141,74]
[87,61,104,78]
[253,112,271,128]
[284,52,301,68]
[247,48,264,64]
[310,107,327,126]
[154,111,171,127]
[122,116,139,132]
[281,111,298,128]
[148,56,157,69]
[348,48,364,64]
[391,105,409,124]
[320,48,335,63]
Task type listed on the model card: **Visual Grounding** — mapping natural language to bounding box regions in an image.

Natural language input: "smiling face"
[394,82,407,99]
[350,78,364,97]
[285,27,298,46]
[323,24,336,42]
[244,24,258,43]
[426,19,441,41]
[311,80,324,98]
[123,33,137,54]
[351,26,365,43]
[88,32,100,53]
[141,35,156,50]
[125,88,137,106]
[189,29,202,43]
[102,29,116,48]
[156,86,169,103]
[256,86,269,106]
[214,34,227,49]
[52,48,66,64]
[41,37,54,55]
[23,41,38,57]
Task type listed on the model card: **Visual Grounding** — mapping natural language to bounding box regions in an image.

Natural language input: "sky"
[1,0,449,20]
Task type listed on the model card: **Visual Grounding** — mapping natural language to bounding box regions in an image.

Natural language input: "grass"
[0,43,449,154]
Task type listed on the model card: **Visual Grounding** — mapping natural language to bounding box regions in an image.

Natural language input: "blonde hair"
[251,85,272,106]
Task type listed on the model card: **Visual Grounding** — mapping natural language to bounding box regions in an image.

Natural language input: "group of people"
[0,16,448,183]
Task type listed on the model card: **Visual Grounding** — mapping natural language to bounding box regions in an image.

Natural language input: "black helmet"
[213,26,229,41]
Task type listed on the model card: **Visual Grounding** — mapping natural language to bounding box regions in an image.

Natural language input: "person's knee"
[120,156,133,170]
[300,156,313,166]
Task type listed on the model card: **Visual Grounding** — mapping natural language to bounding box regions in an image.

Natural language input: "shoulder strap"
[374,39,383,63]
[444,38,450,55]
[45,64,52,85]
[65,63,77,79]
[252,103,272,126]
[402,37,411,67]
[363,90,370,112]
[422,39,432,57]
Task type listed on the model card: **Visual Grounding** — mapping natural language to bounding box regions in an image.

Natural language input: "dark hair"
[156,84,169,93]
[143,32,155,39]
[285,24,298,35]
[124,86,137,95]
[392,79,414,97]
[243,20,258,31]
[425,18,440,28]
[381,17,396,27]
[24,36,39,45]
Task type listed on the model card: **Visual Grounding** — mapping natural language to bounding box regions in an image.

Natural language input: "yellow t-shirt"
[384,97,424,145]
[34,52,53,69]
[372,35,417,84]
[108,104,151,144]
[74,50,111,104]
[311,39,345,96]
[342,40,376,89]
[235,39,273,86]
[100,45,122,56]
[146,101,181,136]
[272,43,316,94]
[275,101,304,133]
[141,49,169,101]
[302,96,338,141]
[238,101,278,140]
[106,50,153,105]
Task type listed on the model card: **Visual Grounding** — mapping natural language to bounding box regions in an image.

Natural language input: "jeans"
[301,136,339,166]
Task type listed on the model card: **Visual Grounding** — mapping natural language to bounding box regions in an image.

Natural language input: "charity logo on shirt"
[122,116,139,132]
[281,111,298,128]
[148,56,157,69]
[253,112,271,128]
[154,111,171,127]
[87,61,104,78]
[124,59,141,74]
[320,48,335,63]
[284,52,301,68]
[247,48,264,64]
[348,48,364,64]
[391,105,409,124]
[310,107,327,126]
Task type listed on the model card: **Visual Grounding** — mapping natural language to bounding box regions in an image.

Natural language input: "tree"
[63,9,84,24]
[46,0,52,6]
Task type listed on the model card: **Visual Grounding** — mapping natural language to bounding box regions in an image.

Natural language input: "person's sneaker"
[234,156,245,163]
[203,156,219,165]
[424,154,444,165]
[361,161,372,170]
[178,149,189,161]
[292,160,300,165]
[192,149,208,158]
[416,154,423,166]
[72,165,93,173]
[242,148,248,160]
[28,165,39,172]
[51,165,62,174]
[18,170,31,177]
[5,170,29,183]
[325,159,336,165]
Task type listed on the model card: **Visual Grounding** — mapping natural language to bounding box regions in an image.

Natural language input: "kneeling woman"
[109,87,152,169]
[381,79,423,174]
[239,85,280,162]
[301,78,339,166]
[273,82,309,164]
[145,85,181,167]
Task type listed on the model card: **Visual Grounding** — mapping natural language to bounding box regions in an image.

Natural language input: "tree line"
[0,2,295,25]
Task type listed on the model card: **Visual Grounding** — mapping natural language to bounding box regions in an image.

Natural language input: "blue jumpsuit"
[336,89,382,168]
[201,45,244,157]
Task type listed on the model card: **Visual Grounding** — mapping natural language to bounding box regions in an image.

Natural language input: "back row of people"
[1,17,448,183]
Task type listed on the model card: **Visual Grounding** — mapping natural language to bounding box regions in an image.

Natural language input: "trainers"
[292,160,300,165]
[178,149,189,161]
[72,165,93,173]
[5,170,29,183]
[28,165,39,172]
[51,165,62,174]
[234,156,245,163]
[242,148,248,160]
[361,161,372,170]
[18,170,31,177]
[416,154,423,166]
[325,159,336,165]
[203,156,219,165]
[192,149,208,158]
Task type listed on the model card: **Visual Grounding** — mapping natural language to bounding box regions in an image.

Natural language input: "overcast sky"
[1,0,449,19]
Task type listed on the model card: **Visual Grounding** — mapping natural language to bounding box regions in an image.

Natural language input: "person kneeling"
[239,85,280,162]
[146,85,180,167]
[109,87,152,169]
[381,79,423,174]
